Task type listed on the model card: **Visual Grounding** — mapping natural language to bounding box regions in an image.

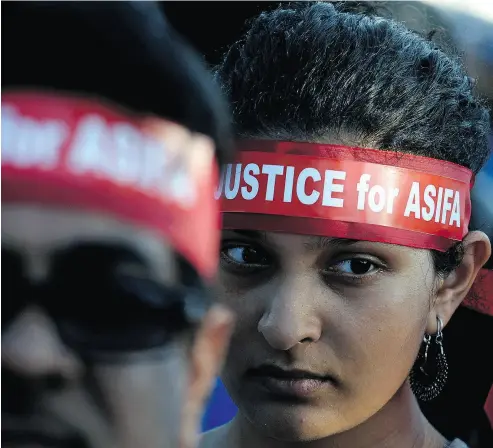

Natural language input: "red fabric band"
[219,140,473,252]
[2,91,219,279]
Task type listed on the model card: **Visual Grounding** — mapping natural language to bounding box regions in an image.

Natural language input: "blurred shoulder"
[199,422,232,448]
[448,439,469,448]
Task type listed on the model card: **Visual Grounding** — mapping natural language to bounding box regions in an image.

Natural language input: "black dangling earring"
[409,316,448,402]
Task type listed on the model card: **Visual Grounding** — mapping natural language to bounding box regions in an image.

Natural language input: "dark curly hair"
[214,1,491,277]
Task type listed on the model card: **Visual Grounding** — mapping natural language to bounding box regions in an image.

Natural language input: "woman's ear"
[180,304,234,448]
[429,231,491,332]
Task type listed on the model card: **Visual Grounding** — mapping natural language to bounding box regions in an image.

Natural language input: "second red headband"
[218,140,473,252]
[2,91,219,279]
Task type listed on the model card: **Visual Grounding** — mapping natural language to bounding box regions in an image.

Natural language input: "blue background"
[202,379,237,431]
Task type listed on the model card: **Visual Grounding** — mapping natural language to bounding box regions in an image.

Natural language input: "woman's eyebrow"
[304,237,359,251]
[228,230,359,251]
[229,229,268,242]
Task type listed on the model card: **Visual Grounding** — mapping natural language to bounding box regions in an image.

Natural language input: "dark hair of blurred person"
[2,2,233,448]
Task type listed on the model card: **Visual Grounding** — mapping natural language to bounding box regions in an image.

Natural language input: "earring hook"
[436,316,443,343]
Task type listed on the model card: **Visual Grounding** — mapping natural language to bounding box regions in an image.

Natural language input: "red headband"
[219,140,473,252]
[219,140,493,317]
[2,91,219,279]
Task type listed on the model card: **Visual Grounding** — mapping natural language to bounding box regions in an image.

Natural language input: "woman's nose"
[257,275,322,351]
[2,306,81,379]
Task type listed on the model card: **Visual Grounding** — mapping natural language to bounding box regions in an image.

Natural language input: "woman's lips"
[254,376,330,397]
[245,365,336,398]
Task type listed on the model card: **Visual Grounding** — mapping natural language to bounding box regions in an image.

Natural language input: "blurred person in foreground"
[2,2,234,448]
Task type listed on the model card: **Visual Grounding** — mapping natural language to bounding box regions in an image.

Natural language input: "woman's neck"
[214,385,447,448]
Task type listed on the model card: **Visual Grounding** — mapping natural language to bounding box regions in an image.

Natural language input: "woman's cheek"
[217,271,264,312]
[337,283,429,389]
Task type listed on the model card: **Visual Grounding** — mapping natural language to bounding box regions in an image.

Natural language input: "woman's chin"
[242,405,346,442]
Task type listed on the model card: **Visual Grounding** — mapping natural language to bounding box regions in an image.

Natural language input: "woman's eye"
[221,244,270,268]
[330,258,379,276]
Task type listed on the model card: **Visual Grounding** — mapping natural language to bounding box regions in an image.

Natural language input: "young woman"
[202,3,491,448]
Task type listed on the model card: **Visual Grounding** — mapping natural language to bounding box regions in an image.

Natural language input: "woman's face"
[217,229,438,441]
